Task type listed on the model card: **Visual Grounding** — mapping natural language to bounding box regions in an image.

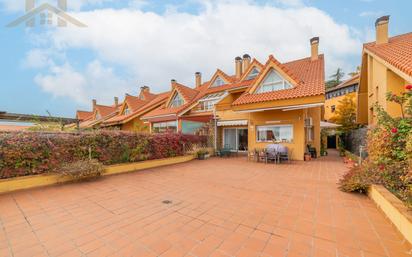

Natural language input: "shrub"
[0,131,206,179]
[339,86,412,208]
[59,159,104,181]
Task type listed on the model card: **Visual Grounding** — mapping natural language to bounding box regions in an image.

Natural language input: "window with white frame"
[200,100,215,111]
[124,105,131,115]
[212,76,225,87]
[152,121,177,133]
[246,67,260,80]
[256,125,293,142]
[256,69,292,94]
[169,93,184,108]
[96,111,101,120]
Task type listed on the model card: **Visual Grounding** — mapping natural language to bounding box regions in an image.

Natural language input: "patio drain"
[162,200,173,205]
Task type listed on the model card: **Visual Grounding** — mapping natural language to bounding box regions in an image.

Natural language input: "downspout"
[213,109,217,151]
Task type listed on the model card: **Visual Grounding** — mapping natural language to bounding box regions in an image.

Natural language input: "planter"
[197,153,210,160]
[304,154,312,161]
[368,185,412,245]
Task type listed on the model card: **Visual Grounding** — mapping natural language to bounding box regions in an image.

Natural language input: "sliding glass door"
[223,128,248,151]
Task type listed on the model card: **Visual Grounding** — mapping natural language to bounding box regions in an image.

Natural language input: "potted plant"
[196,149,210,160]
[304,152,312,161]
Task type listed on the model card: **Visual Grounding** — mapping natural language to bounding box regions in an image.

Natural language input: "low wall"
[368,185,412,245]
[0,155,195,194]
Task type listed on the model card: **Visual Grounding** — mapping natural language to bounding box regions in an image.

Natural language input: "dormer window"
[96,112,101,120]
[124,106,131,115]
[246,67,260,80]
[212,76,225,87]
[256,69,292,94]
[170,93,184,108]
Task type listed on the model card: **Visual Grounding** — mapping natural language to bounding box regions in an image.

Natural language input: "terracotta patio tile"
[0,151,408,257]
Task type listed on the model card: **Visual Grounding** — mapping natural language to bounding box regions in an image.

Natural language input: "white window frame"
[246,67,260,80]
[170,93,184,108]
[124,106,131,115]
[152,121,178,133]
[256,70,292,94]
[256,124,294,143]
[212,76,225,87]
[223,127,248,152]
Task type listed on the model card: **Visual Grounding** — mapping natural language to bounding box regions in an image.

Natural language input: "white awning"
[320,121,341,128]
[217,120,248,127]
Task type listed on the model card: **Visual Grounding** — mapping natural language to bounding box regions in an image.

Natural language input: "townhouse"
[78,37,325,160]
[357,16,412,125]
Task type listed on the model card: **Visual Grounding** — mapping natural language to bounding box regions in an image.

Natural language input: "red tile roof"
[174,83,200,103]
[232,55,325,106]
[123,94,147,112]
[364,32,412,77]
[103,91,170,125]
[326,74,359,93]
[76,110,93,121]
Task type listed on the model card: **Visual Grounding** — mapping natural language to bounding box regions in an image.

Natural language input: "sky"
[0,0,411,118]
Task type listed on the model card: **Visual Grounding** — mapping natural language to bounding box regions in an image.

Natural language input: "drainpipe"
[214,109,217,152]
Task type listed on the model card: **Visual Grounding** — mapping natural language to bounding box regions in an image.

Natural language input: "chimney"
[195,72,202,88]
[171,79,177,90]
[375,15,390,44]
[243,54,251,72]
[92,99,97,110]
[235,57,243,79]
[141,86,150,93]
[310,37,319,61]
[114,97,119,106]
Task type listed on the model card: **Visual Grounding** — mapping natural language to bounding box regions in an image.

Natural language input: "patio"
[0,151,410,257]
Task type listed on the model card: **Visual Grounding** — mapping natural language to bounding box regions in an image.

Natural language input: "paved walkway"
[0,151,410,257]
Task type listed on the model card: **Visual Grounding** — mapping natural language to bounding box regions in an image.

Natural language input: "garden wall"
[0,131,206,179]
[342,127,368,156]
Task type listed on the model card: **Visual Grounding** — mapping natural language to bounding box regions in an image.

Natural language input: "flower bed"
[339,85,412,208]
[0,131,206,179]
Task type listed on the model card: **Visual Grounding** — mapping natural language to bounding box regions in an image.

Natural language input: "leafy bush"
[0,131,206,179]
[59,159,104,181]
[339,85,412,208]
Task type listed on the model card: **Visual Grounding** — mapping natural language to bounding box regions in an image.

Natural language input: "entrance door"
[327,135,337,149]
[223,128,248,151]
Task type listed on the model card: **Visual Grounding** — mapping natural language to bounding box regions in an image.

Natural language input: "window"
[256,69,292,94]
[307,127,314,142]
[170,93,184,108]
[152,121,177,133]
[200,100,215,111]
[256,125,293,143]
[124,106,131,115]
[331,105,336,113]
[245,68,260,80]
[96,112,101,120]
[212,76,225,87]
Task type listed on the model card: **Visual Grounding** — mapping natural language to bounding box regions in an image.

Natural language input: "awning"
[217,120,248,127]
[320,121,341,128]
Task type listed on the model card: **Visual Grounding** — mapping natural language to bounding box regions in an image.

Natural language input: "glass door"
[223,128,237,150]
[223,128,248,151]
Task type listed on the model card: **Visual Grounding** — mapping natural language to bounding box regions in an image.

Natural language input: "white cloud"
[25,1,361,106]
[359,11,383,17]
[34,61,134,105]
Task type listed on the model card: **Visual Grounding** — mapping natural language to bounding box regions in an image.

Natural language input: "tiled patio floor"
[0,151,411,257]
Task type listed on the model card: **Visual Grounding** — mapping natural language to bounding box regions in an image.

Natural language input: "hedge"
[0,131,206,179]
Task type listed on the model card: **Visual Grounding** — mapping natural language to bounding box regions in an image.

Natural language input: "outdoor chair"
[257,149,268,163]
[307,145,317,158]
[247,149,258,161]
[266,149,279,164]
[279,148,293,163]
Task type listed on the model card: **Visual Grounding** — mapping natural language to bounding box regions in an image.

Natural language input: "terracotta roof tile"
[95,104,118,117]
[174,83,200,103]
[326,75,359,93]
[124,94,147,112]
[76,110,93,121]
[364,32,412,77]
[232,55,325,106]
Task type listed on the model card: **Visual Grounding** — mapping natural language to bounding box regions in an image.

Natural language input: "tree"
[348,66,361,77]
[326,68,345,89]
[330,93,358,133]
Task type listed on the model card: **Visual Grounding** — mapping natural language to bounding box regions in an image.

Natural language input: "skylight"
[256,69,292,94]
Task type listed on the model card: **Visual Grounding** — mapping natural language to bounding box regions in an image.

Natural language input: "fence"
[342,127,368,158]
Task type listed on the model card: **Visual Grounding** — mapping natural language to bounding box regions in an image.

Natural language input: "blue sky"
[0,0,411,118]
